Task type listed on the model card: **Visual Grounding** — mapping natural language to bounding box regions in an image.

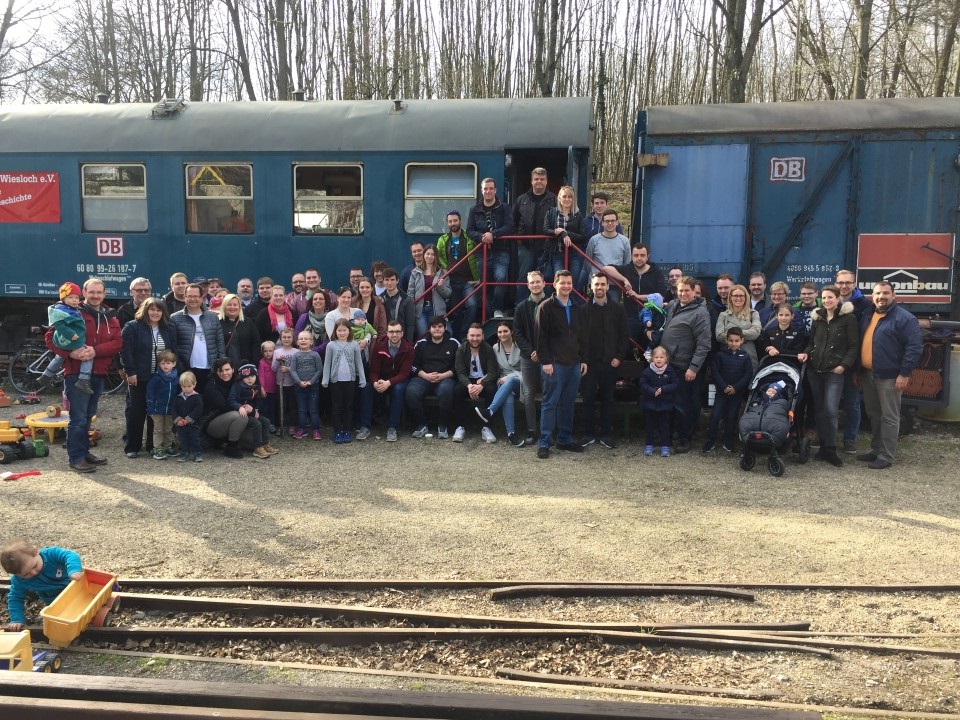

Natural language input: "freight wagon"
[631,97,959,317]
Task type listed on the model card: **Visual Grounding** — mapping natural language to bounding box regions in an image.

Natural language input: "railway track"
[2,580,958,717]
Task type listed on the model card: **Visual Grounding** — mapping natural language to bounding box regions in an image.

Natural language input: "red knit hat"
[59,282,83,300]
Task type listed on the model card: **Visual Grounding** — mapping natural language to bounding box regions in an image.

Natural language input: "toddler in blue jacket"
[1,540,83,631]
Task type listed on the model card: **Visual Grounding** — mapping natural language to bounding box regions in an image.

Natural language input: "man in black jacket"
[578,274,629,449]
[534,270,587,459]
[466,178,514,317]
[513,271,547,445]
[513,168,557,303]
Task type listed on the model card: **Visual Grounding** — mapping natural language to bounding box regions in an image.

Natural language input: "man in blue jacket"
[856,281,922,470]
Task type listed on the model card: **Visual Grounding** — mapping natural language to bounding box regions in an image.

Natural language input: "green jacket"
[436,232,479,281]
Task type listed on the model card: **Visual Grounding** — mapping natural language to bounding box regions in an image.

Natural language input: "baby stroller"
[737,356,810,477]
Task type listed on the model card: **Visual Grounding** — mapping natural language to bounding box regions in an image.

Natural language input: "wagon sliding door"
[646,144,748,279]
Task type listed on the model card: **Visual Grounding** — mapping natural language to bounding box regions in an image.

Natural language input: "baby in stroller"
[737,358,809,476]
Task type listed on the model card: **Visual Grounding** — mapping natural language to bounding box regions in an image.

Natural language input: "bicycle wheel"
[103,355,127,395]
[7,345,52,394]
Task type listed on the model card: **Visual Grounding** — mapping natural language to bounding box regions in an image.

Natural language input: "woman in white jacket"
[474,321,527,447]
[408,244,453,337]
[715,284,761,371]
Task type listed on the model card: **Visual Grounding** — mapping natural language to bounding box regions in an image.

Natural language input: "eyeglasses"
[349,275,363,280]
[602,219,618,223]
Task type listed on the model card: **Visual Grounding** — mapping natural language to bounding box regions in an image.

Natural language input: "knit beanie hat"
[59,282,83,300]
[238,364,258,379]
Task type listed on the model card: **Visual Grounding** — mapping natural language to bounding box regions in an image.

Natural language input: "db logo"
[96,237,124,257]
[770,157,805,182]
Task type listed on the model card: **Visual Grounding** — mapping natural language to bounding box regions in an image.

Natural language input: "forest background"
[2,0,959,181]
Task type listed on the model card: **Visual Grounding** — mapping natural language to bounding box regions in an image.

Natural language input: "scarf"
[308,311,327,341]
[650,363,667,376]
[267,303,293,333]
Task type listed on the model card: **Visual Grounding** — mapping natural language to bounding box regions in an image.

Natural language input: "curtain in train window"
[185,164,253,234]
[293,164,363,235]
[404,163,476,234]
[81,164,147,232]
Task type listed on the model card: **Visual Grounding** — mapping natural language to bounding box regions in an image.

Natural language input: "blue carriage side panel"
[750,140,852,289]
[645,143,748,280]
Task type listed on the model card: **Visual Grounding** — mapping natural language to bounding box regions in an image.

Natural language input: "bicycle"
[7,343,125,396]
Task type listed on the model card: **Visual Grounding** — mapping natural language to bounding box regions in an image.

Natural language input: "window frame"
[292,162,364,236]
[403,162,478,235]
[80,162,148,232]
[183,162,254,235]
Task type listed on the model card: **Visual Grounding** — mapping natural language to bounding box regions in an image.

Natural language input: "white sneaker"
[386,428,398,442]
[437,426,449,439]
[493,310,504,319]
[452,426,465,442]
[643,349,652,362]
[481,426,497,444]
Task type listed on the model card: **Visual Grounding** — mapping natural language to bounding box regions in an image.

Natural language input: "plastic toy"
[0,421,48,465]
[40,569,118,647]
[0,630,62,672]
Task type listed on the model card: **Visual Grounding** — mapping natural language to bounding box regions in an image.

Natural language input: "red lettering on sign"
[96,237,124,257]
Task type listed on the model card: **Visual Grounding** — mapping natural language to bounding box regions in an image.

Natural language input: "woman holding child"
[120,297,178,458]
[352,278,388,340]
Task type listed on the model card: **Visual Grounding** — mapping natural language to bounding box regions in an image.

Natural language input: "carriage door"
[505,148,569,205]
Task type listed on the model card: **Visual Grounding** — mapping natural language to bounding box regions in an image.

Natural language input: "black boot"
[823,446,843,467]
[224,440,243,458]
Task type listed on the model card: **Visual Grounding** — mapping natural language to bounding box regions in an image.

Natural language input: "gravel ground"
[2,392,959,715]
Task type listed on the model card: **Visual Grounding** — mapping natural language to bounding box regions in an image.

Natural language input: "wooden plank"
[76,626,830,656]
[0,673,822,720]
[6,579,958,593]
[494,667,782,700]
[113,592,802,632]
[661,629,960,658]
[0,697,390,720]
[490,585,756,602]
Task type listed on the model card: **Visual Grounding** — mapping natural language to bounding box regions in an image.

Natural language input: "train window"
[293,164,363,235]
[81,164,147,232]
[404,163,476,234]
[185,164,253,234]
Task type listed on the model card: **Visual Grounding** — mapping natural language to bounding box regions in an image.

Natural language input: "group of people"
[42,172,924,473]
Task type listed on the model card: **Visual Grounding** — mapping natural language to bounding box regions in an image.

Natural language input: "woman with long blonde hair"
[715,284,761,370]
[542,185,585,284]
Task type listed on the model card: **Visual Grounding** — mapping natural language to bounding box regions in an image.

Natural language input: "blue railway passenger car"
[631,97,960,316]
[0,97,594,350]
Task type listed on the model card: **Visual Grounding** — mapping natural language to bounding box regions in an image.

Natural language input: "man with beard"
[437,210,479,337]
[856,282,922,470]
[45,278,121,473]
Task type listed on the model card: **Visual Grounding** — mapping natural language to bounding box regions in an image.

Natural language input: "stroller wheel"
[768,456,785,477]
[739,453,756,471]
[797,437,810,464]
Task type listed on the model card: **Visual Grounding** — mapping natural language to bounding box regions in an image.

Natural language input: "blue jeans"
[485,250,511,314]
[515,244,536,303]
[405,376,455,428]
[672,366,700,442]
[544,251,584,290]
[488,374,521,435]
[808,369,845,448]
[842,370,861,442]
[539,363,581,448]
[65,374,104,464]
[379,380,408,430]
[706,391,742,447]
[294,383,320,431]
[446,279,479,338]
